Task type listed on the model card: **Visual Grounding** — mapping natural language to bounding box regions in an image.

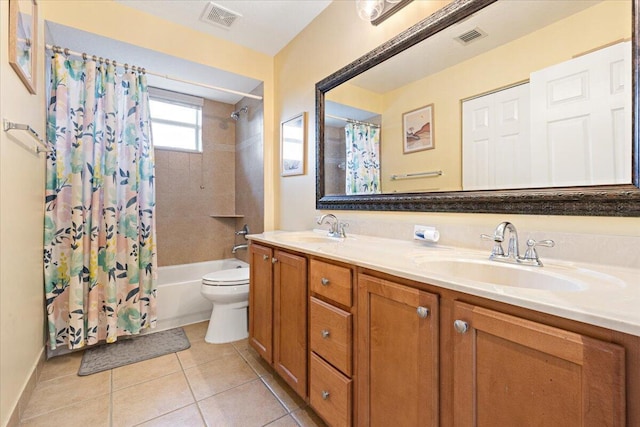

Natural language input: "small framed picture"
[281,112,307,176]
[8,0,37,94]
[402,104,434,154]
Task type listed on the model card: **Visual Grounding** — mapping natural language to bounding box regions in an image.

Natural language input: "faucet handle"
[338,222,348,238]
[523,238,555,264]
[481,234,504,257]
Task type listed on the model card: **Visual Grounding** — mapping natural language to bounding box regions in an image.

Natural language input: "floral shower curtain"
[44,53,157,350]
[345,122,381,195]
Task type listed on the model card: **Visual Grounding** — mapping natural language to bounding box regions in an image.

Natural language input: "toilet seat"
[202,267,249,286]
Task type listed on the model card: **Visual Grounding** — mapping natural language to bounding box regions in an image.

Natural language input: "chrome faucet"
[231,243,248,254]
[317,214,347,238]
[482,221,554,267]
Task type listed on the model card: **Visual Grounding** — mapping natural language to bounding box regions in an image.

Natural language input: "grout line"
[109,369,114,427]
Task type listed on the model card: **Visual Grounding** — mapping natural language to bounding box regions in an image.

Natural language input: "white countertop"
[249,230,640,337]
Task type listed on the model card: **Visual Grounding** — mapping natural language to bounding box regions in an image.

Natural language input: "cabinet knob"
[321,329,330,339]
[322,390,330,400]
[262,254,269,261]
[454,320,469,334]
[271,257,278,264]
[416,306,430,319]
[321,277,330,286]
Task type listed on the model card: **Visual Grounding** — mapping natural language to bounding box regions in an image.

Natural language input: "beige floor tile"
[21,371,111,420]
[290,406,327,427]
[20,396,110,427]
[177,339,237,369]
[266,415,300,427]
[184,353,257,401]
[182,322,209,343]
[260,374,306,413]
[238,347,275,377]
[231,338,249,351]
[112,371,194,427]
[198,379,287,426]
[38,351,84,382]
[134,404,205,427]
[113,353,182,390]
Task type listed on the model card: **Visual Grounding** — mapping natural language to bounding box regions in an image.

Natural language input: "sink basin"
[273,231,345,244]
[416,259,587,291]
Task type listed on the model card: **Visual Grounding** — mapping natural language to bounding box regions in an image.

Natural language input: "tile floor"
[19,322,327,427]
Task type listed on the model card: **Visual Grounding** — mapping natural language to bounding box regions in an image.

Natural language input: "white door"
[530,41,631,188]
[462,83,531,190]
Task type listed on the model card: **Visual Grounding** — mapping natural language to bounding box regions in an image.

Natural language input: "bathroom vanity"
[248,230,639,427]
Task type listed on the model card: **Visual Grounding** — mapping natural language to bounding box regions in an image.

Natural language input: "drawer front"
[310,297,352,376]
[310,259,352,307]
[310,353,352,427]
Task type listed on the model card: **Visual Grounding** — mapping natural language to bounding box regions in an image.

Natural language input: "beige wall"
[274,1,640,238]
[0,1,46,425]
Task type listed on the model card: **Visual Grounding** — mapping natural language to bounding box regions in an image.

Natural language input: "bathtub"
[155,259,249,331]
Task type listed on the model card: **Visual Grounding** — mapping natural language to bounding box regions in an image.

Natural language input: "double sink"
[270,230,625,293]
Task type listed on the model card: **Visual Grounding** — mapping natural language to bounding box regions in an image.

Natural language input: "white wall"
[0,1,46,425]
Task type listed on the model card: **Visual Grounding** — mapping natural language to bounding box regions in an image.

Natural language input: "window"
[149,87,203,152]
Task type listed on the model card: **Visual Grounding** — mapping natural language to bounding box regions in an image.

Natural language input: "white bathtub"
[155,259,249,331]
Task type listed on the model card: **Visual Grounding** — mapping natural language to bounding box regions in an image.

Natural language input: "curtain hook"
[63,47,70,56]
[82,52,87,61]
[124,63,129,72]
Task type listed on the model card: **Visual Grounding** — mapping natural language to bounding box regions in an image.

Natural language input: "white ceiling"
[46,1,332,104]
[114,0,333,56]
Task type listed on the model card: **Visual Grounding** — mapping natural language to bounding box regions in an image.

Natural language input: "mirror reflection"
[324,0,632,195]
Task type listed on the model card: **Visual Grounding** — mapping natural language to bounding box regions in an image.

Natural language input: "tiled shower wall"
[155,94,263,266]
[233,84,265,263]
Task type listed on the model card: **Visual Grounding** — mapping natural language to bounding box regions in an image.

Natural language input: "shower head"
[230,106,248,120]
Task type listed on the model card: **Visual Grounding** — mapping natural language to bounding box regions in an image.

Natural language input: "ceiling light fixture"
[356,0,413,26]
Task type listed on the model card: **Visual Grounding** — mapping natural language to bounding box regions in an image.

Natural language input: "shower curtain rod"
[326,114,380,128]
[46,44,263,101]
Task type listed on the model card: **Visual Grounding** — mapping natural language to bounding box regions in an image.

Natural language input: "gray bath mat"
[78,328,190,376]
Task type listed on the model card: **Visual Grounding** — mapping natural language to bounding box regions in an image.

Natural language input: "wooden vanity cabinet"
[451,301,626,427]
[249,243,308,398]
[249,243,273,362]
[357,274,440,427]
[309,258,355,427]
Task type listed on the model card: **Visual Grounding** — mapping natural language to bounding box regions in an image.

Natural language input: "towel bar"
[3,119,51,153]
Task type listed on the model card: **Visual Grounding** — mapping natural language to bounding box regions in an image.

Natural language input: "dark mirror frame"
[316,0,640,216]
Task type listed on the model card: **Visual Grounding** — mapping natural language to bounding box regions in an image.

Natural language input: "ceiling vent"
[200,2,242,29]
[455,27,487,45]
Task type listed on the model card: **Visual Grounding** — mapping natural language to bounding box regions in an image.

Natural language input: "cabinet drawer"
[310,297,352,376]
[310,259,352,307]
[310,353,352,427]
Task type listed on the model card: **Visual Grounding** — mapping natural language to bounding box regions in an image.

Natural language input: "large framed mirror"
[316,0,640,216]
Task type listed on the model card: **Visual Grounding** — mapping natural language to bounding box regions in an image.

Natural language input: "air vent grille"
[201,2,242,29]
[455,27,487,45]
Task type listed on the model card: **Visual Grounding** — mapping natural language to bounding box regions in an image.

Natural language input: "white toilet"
[200,267,250,344]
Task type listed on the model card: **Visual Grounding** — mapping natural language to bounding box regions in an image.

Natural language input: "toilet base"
[204,304,248,344]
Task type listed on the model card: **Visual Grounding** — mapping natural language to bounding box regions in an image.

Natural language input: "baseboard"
[4,347,45,427]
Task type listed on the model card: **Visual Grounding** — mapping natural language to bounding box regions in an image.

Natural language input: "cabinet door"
[358,274,439,427]
[249,243,273,363]
[273,249,308,398]
[452,301,625,427]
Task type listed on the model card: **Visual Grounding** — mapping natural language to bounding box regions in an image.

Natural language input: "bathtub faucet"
[231,243,248,254]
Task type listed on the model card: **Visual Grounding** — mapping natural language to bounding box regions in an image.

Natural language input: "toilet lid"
[202,267,249,286]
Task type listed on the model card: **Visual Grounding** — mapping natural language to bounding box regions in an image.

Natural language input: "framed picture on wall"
[402,104,434,154]
[8,0,37,94]
[281,112,307,176]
